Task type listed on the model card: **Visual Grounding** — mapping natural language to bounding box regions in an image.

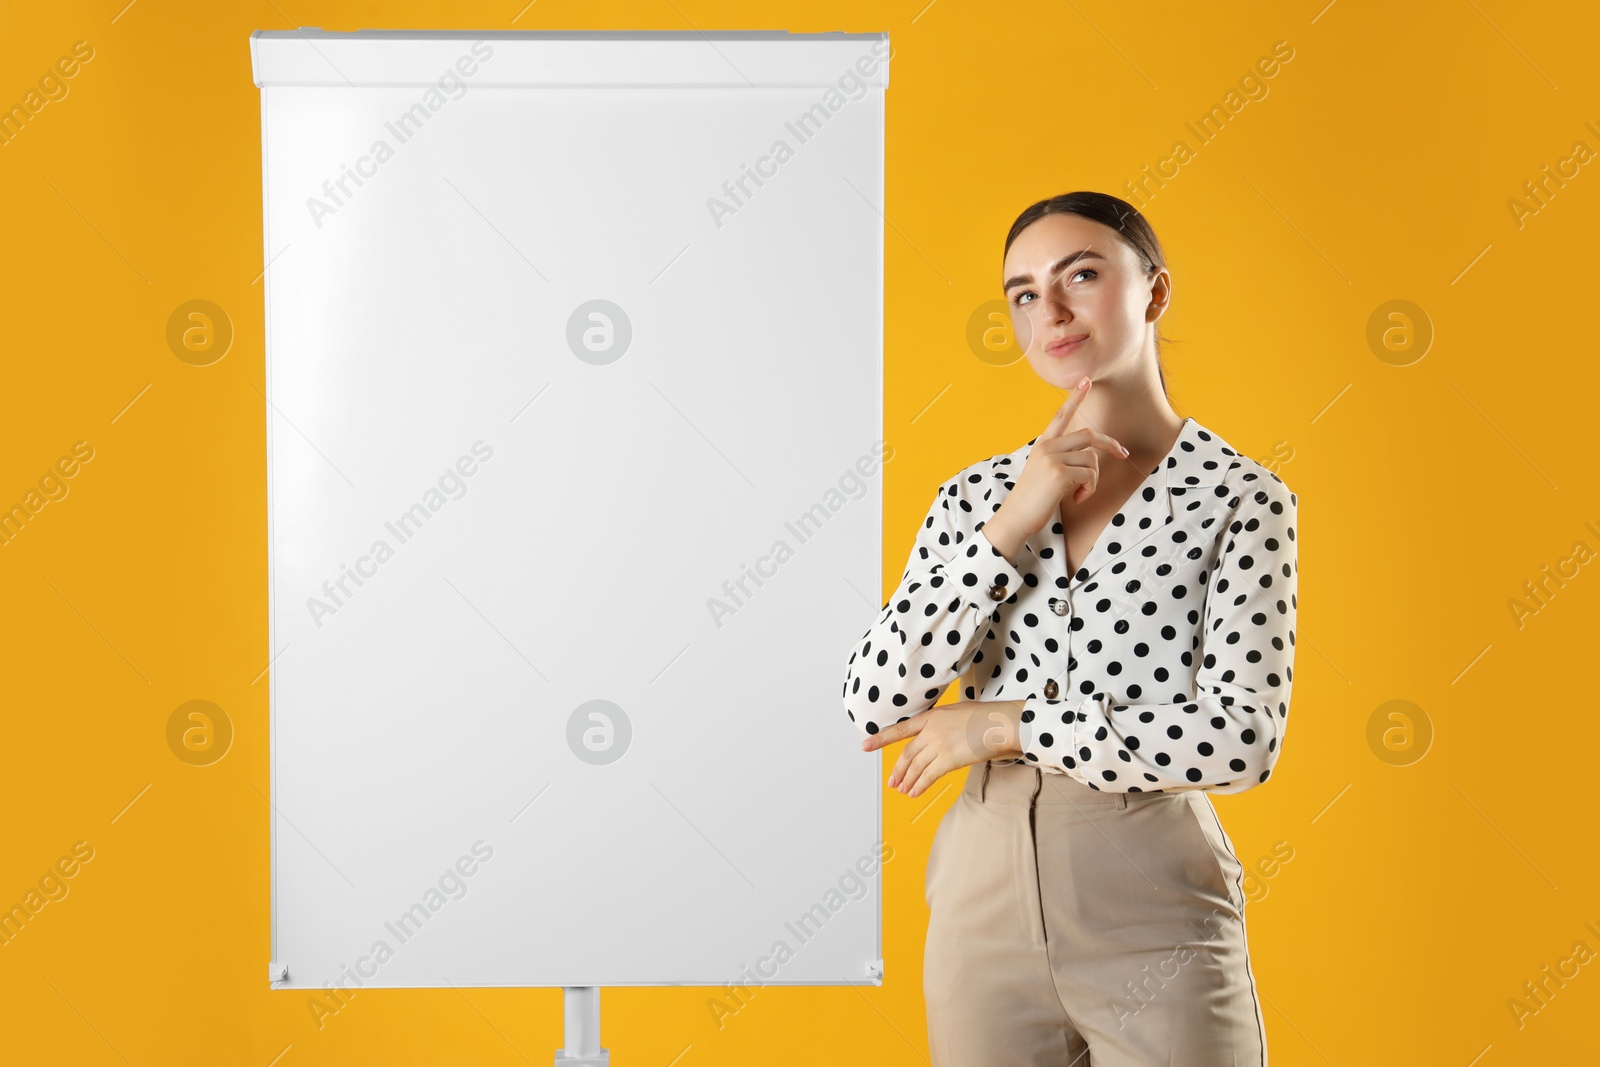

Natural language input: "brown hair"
[1004,191,1171,396]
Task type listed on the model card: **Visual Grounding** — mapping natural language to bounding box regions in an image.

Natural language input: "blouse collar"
[1012,416,1242,591]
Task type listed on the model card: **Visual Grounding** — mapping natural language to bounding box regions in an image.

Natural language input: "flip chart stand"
[553,987,607,1066]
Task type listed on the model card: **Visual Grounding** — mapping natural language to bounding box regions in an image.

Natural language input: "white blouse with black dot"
[841,417,1298,795]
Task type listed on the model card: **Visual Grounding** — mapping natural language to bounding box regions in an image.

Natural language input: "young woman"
[842,191,1298,1065]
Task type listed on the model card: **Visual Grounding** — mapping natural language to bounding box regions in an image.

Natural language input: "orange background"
[3,1,1598,1064]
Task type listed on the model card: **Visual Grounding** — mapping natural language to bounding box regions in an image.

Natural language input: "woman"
[842,191,1297,1066]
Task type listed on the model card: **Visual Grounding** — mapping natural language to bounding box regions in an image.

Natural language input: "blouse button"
[1049,598,1069,616]
[1044,679,1059,699]
[986,584,1007,602]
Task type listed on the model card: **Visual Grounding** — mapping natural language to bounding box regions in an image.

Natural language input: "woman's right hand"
[984,377,1128,558]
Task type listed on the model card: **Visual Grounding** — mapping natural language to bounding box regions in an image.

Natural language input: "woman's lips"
[1044,334,1088,356]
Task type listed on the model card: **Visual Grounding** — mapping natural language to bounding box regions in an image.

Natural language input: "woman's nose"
[1040,292,1072,319]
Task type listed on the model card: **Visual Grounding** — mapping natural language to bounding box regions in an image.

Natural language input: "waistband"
[963,759,1178,808]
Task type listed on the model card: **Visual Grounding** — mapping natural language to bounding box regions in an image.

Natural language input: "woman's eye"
[1013,269,1095,306]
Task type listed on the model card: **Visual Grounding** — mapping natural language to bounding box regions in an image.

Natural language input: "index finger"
[1040,375,1092,442]
[862,715,922,751]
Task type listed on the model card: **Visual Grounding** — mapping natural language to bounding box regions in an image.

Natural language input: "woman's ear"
[1145,268,1173,322]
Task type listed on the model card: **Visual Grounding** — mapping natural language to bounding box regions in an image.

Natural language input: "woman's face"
[1001,213,1169,392]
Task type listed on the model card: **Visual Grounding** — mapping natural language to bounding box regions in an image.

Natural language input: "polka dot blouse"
[841,417,1298,794]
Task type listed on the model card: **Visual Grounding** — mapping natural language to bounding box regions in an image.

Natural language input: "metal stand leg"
[553,986,609,1066]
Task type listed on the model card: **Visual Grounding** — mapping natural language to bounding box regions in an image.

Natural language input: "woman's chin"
[1028,355,1092,390]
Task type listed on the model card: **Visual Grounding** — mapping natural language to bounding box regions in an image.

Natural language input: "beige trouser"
[923,760,1267,1066]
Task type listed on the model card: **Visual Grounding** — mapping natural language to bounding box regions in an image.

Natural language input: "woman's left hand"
[860,700,1024,798]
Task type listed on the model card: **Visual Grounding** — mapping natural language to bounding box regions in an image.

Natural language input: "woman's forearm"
[980,507,1029,566]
